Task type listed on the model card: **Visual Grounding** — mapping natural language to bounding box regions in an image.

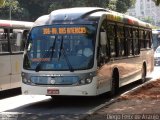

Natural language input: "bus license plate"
[47,89,59,95]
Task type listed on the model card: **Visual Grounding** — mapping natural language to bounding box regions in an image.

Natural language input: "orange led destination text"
[43,27,87,35]
[32,58,50,62]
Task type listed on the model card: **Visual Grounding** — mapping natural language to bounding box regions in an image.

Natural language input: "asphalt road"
[0,66,160,120]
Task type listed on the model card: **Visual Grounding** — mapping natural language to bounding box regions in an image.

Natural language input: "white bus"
[21,7,154,97]
[0,20,33,91]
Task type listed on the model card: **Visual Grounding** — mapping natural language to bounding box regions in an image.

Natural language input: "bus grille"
[30,76,79,85]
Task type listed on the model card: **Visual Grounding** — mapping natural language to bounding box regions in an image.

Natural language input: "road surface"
[0,66,160,120]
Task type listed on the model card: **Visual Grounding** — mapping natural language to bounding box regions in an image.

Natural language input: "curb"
[80,76,159,120]
[79,97,119,120]
[120,77,158,96]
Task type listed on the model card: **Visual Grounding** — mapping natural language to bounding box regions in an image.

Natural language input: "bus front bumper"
[21,80,98,96]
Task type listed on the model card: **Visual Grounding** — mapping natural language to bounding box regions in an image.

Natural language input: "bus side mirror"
[100,32,107,45]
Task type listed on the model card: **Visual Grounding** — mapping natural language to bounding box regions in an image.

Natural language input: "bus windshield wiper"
[35,37,57,72]
[58,36,74,72]
[50,36,57,61]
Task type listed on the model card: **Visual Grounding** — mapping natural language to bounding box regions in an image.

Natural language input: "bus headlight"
[22,78,31,84]
[86,78,92,83]
[21,72,25,77]
[22,78,28,83]
[80,79,85,84]
[80,77,92,85]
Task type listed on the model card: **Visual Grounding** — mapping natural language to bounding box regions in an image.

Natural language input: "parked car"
[154,46,160,66]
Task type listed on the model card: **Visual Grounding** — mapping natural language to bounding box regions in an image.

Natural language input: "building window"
[140,5,143,10]
[141,11,144,15]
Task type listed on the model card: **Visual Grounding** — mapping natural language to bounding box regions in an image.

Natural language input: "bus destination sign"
[43,27,87,35]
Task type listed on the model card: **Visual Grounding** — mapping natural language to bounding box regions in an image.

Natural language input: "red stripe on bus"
[0,23,11,27]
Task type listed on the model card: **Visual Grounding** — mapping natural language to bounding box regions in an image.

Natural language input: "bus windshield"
[23,24,96,71]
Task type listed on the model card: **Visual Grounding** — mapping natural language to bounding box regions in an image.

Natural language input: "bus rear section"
[0,20,33,91]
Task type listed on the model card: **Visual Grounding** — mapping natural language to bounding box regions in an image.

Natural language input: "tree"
[116,0,133,13]
[49,0,135,13]
[0,0,136,21]
[107,0,136,13]
[153,0,160,5]
[142,17,154,24]
[0,0,5,7]
[17,0,52,21]
[0,0,25,20]
[106,0,116,11]
[48,0,110,13]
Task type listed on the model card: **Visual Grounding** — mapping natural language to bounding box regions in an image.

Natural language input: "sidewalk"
[83,78,160,120]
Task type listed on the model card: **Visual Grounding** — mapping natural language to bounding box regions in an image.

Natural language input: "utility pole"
[9,4,11,20]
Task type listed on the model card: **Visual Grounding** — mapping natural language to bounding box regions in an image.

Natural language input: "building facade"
[126,0,160,26]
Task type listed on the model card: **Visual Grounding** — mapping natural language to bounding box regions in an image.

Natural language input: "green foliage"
[0,0,25,20]
[48,0,136,13]
[0,0,5,6]
[142,17,154,24]
[17,0,52,21]
[106,0,117,11]
[0,0,135,21]
[107,0,136,13]
[116,0,130,13]
[48,0,110,12]
[152,0,160,6]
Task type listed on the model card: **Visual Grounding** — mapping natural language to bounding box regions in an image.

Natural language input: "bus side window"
[145,31,151,49]
[16,32,22,46]
[0,29,9,53]
[116,25,125,57]
[10,31,19,52]
[100,31,107,58]
[21,30,29,51]
[124,27,133,56]
[133,28,140,55]
[140,30,145,49]
[10,29,24,52]
[97,21,109,66]
[107,23,116,58]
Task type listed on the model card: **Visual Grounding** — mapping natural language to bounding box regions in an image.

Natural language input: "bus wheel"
[110,70,119,97]
[140,65,146,84]
[110,79,116,97]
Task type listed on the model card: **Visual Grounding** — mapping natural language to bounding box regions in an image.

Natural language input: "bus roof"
[0,20,33,29]
[34,7,152,28]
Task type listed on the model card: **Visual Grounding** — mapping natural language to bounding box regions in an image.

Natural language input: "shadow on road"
[2,78,152,112]
[0,77,154,120]
[0,88,21,100]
